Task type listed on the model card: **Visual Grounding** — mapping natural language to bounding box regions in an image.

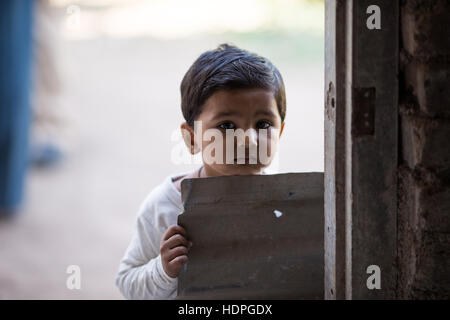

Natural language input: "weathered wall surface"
[398,0,450,299]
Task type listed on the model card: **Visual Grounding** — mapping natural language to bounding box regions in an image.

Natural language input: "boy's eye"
[219,122,236,130]
[256,120,271,129]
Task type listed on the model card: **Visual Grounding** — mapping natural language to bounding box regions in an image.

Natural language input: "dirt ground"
[0,27,323,299]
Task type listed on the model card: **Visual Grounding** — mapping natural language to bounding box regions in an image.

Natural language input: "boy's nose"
[236,128,258,148]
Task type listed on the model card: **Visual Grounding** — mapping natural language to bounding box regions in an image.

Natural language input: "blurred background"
[0,0,324,299]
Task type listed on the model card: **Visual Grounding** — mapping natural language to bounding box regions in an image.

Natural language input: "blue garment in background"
[0,0,34,213]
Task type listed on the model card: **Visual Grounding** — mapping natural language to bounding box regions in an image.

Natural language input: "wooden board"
[177,172,324,299]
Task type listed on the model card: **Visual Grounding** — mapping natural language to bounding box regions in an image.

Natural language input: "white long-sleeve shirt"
[115,172,187,300]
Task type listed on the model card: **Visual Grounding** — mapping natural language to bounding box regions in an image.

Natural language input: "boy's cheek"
[257,131,280,157]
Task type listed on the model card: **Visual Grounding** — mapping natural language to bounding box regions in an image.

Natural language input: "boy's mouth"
[234,157,258,164]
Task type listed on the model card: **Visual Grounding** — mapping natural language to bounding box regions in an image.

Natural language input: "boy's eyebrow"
[254,110,277,117]
[212,109,277,121]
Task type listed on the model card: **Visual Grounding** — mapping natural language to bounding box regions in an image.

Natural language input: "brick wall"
[398,0,450,299]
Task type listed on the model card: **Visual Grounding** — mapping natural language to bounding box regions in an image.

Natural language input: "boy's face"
[182,88,284,176]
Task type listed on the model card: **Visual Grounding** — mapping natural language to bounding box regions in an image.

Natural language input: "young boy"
[115,43,286,299]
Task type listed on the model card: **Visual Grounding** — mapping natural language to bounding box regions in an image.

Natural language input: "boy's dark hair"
[180,43,286,127]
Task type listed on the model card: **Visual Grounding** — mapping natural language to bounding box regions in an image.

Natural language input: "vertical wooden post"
[325,0,399,299]
[324,0,347,300]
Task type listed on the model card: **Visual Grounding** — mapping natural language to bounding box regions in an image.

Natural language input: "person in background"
[30,0,64,169]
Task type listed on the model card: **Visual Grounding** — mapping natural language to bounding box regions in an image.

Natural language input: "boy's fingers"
[163,234,189,250]
[166,246,189,262]
[162,225,187,241]
[168,255,188,268]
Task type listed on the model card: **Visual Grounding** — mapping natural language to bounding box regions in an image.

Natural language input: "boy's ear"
[181,122,201,155]
[279,122,285,137]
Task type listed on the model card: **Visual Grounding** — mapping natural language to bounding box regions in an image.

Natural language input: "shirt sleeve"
[115,200,178,300]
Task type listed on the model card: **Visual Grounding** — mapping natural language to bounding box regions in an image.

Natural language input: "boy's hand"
[160,225,192,278]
